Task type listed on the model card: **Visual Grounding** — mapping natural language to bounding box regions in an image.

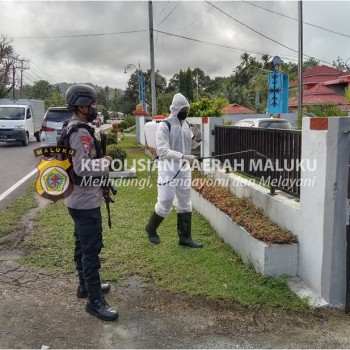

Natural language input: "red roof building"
[222,103,255,115]
[289,65,349,111]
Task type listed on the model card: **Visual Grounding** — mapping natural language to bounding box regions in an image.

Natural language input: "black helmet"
[65,84,98,108]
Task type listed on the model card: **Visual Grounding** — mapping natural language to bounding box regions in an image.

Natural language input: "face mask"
[85,106,99,122]
[177,110,188,120]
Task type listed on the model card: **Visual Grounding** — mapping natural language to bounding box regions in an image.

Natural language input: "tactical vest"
[57,122,104,186]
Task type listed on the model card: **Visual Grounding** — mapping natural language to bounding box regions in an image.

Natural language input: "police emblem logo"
[35,158,73,201]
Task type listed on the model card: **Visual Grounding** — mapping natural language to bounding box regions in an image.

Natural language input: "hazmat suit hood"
[170,93,190,117]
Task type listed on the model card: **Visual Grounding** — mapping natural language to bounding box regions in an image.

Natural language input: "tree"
[31,80,52,101]
[98,86,114,110]
[261,54,272,70]
[177,68,194,102]
[344,87,350,112]
[166,73,179,93]
[303,57,320,71]
[178,69,186,97]
[124,69,166,114]
[192,67,211,100]
[189,97,228,118]
[0,36,14,98]
[282,61,298,80]
[332,56,350,71]
[205,76,230,99]
[144,69,167,108]
[184,68,194,102]
[157,92,173,115]
[47,90,65,107]
[234,52,262,86]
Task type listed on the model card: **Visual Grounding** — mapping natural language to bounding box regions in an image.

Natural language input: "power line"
[206,1,298,54]
[157,2,181,27]
[28,64,55,84]
[26,69,44,82]
[24,71,39,83]
[156,1,170,20]
[12,29,148,39]
[30,61,58,84]
[180,1,218,31]
[243,1,350,39]
[154,29,298,62]
[205,1,333,66]
[155,1,171,45]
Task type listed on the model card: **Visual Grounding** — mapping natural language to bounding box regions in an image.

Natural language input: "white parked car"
[40,107,73,146]
[233,118,292,130]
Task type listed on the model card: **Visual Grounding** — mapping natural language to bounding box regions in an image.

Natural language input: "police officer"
[64,84,118,321]
[145,93,203,248]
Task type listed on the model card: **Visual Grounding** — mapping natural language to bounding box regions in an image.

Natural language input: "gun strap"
[59,122,104,186]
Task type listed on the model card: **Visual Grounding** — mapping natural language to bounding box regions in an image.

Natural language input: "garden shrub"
[192,171,297,245]
[106,132,118,145]
[106,144,127,170]
[120,115,136,130]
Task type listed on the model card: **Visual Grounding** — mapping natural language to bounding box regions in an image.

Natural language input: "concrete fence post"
[299,117,350,306]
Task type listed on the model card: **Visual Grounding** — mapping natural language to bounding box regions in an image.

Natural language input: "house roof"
[290,65,343,85]
[304,85,336,95]
[289,66,349,110]
[222,103,255,114]
[303,65,342,78]
[289,83,348,108]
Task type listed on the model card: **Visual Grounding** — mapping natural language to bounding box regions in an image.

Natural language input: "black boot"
[76,269,111,298]
[77,283,111,299]
[145,211,164,244]
[177,212,203,248]
[86,285,119,321]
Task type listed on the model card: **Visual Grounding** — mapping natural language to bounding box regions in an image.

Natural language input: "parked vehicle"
[40,107,73,146]
[92,112,104,127]
[0,99,45,146]
[233,118,292,130]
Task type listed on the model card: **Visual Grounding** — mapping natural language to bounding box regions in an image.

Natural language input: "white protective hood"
[169,93,190,117]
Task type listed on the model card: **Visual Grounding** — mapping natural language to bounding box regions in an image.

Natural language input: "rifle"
[100,131,117,229]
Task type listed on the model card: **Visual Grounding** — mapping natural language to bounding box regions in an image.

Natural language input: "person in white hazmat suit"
[145,93,203,248]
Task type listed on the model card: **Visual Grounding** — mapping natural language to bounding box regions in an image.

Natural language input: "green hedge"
[120,115,136,130]
[106,132,118,145]
[106,144,127,170]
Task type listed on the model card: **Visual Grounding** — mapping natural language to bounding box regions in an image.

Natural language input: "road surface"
[0,123,111,211]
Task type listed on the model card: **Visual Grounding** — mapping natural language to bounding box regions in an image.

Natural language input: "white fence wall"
[138,115,350,306]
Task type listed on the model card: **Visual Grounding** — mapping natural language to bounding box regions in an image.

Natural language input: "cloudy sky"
[1,1,349,90]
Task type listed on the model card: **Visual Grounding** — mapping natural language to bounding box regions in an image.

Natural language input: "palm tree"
[261,54,271,70]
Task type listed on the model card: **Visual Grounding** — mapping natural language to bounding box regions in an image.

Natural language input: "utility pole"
[298,1,303,123]
[19,59,29,98]
[12,64,16,100]
[196,70,199,101]
[148,1,156,116]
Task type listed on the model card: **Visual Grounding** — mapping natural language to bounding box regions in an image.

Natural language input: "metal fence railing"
[214,126,302,197]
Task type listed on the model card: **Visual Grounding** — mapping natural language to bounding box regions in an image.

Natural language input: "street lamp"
[124,63,146,110]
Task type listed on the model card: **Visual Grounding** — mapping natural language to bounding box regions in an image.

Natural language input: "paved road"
[0,140,39,211]
[0,123,111,211]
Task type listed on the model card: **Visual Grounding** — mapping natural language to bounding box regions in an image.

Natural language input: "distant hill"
[53,82,107,96]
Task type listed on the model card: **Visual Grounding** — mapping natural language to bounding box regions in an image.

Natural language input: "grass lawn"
[0,184,38,241]
[21,135,307,310]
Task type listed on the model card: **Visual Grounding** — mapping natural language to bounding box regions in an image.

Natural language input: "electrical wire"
[154,29,298,62]
[157,2,181,27]
[156,1,171,20]
[205,1,333,66]
[30,61,58,84]
[12,29,148,39]
[243,1,350,39]
[180,2,217,31]
[29,65,55,84]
